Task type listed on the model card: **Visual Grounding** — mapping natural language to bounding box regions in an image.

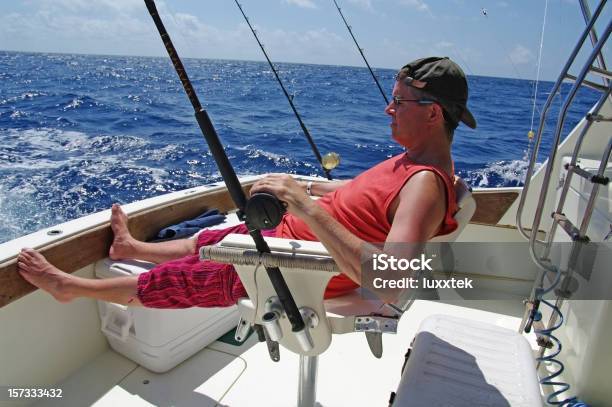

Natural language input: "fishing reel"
[244,152,340,229]
[244,192,287,230]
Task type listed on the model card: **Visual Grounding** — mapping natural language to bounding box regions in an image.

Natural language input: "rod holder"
[262,311,283,342]
[262,296,284,342]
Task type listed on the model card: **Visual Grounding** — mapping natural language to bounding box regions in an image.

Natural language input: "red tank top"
[276,153,459,298]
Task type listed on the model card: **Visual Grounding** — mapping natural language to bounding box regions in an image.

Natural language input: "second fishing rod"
[234,0,335,180]
[332,0,389,106]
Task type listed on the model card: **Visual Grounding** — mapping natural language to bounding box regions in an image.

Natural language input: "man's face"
[385,81,432,148]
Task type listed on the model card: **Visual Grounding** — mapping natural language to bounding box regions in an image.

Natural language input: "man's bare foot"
[109,204,137,260]
[17,249,76,303]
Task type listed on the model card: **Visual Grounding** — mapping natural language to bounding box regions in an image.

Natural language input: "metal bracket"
[234,317,252,343]
[354,315,398,334]
[263,329,280,362]
[565,163,609,185]
[365,332,383,358]
[552,212,590,242]
[254,324,280,362]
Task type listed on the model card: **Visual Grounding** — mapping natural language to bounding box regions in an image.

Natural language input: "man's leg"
[16,203,200,306]
[17,208,267,308]
[109,204,196,264]
[17,248,142,306]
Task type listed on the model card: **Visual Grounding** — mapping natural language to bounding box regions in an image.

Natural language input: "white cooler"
[94,257,239,373]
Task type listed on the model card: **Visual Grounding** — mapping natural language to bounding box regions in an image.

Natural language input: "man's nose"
[385,103,395,115]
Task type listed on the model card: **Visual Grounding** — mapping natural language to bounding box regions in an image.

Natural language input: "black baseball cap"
[397,56,477,129]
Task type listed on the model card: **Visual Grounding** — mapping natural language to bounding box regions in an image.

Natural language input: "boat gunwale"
[0,176,523,308]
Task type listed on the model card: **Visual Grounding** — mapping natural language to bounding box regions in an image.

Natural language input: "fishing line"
[331,0,389,105]
[234,0,334,180]
[522,0,550,184]
[529,0,549,138]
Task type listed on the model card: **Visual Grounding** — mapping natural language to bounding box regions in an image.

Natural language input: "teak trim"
[471,191,519,225]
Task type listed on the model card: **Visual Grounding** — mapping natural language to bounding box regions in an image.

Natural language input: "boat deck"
[33,299,532,407]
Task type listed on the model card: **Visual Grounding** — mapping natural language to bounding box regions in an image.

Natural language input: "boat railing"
[516,0,610,251]
[515,1,611,401]
[518,0,610,314]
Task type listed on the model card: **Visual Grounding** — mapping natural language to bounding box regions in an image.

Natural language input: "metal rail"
[579,0,610,87]
[527,19,611,274]
[515,0,608,243]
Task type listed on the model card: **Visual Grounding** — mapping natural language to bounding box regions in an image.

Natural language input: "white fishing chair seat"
[200,177,476,357]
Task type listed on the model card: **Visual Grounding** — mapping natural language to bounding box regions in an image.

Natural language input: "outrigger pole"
[143,0,310,341]
[332,0,389,105]
[234,0,333,180]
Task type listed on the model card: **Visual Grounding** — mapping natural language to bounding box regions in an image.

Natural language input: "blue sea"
[0,51,600,244]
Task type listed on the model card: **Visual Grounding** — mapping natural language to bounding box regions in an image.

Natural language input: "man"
[17,56,476,307]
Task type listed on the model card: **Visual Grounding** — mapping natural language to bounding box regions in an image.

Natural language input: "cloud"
[509,44,533,64]
[32,0,143,14]
[0,9,150,42]
[398,0,429,12]
[283,0,318,8]
[0,1,183,57]
[0,0,363,67]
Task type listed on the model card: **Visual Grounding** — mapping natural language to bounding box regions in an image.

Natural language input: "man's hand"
[250,174,316,219]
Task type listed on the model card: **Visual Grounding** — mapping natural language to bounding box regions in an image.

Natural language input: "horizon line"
[1,48,554,83]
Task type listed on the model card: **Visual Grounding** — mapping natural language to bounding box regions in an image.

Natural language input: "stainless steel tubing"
[298,355,318,407]
[529,20,611,278]
[515,0,608,242]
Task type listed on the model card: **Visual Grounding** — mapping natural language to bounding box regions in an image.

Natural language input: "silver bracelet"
[306,181,313,196]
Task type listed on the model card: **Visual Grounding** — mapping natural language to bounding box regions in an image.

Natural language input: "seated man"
[17,56,476,307]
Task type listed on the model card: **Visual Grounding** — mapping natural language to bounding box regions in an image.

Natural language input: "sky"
[0,0,609,81]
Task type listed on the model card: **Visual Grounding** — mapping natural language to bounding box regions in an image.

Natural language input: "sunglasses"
[392,96,435,106]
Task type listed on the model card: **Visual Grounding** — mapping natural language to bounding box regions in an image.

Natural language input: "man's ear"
[429,103,444,124]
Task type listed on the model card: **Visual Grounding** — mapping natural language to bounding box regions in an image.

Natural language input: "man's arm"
[296,179,351,197]
[385,171,446,247]
[251,172,447,285]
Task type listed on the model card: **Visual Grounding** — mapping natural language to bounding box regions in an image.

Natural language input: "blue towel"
[153,209,226,241]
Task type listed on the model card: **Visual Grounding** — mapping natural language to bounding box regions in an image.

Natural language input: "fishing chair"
[200,177,476,407]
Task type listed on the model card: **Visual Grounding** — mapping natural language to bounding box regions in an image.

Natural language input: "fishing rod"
[332,0,389,105]
[143,0,312,346]
[234,0,334,180]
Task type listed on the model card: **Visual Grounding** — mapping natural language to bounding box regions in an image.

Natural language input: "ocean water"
[0,51,600,244]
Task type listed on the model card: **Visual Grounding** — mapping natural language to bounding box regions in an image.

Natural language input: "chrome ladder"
[515,0,611,403]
